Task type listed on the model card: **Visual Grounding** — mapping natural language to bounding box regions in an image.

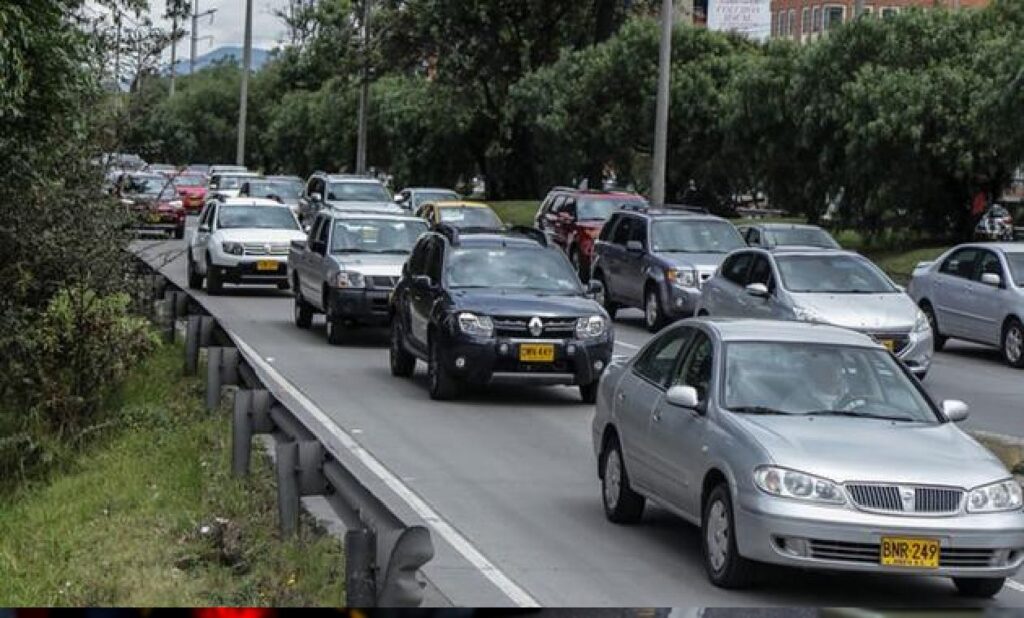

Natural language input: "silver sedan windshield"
[776,254,897,293]
[723,342,939,423]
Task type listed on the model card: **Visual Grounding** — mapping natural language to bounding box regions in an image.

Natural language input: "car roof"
[213,171,260,178]
[767,246,857,257]
[217,197,289,208]
[266,175,302,182]
[694,318,881,348]
[433,200,492,209]
[548,187,642,197]
[955,242,1024,254]
[406,187,458,193]
[439,231,543,249]
[328,210,425,222]
[324,174,384,184]
[632,210,725,222]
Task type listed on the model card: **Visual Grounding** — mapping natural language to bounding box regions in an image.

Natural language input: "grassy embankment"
[0,342,345,606]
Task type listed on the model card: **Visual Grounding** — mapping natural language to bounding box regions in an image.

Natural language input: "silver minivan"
[697,248,933,378]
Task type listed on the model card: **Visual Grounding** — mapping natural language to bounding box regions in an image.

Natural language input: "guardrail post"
[276,440,300,538]
[206,347,224,411]
[155,298,175,343]
[345,528,378,607]
[221,347,239,386]
[232,390,254,477]
[199,315,215,347]
[171,291,189,319]
[378,526,434,607]
[185,315,201,376]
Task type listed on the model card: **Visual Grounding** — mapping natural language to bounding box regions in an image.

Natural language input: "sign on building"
[707,0,771,41]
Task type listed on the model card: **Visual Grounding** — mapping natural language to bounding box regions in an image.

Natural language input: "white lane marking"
[1007,579,1024,594]
[233,336,540,608]
[615,340,640,350]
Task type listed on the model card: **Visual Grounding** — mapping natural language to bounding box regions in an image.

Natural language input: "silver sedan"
[592,318,1024,597]
[697,248,933,378]
[908,242,1024,368]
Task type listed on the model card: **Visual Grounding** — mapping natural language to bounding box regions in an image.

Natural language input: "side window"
[426,239,444,283]
[305,178,317,198]
[674,332,714,402]
[203,203,218,229]
[611,217,635,246]
[974,251,1004,281]
[317,216,331,244]
[940,249,979,280]
[747,228,761,245]
[563,198,577,220]
[631,219,648,248]
[600,214,620,242]
[633,327,694,388]
[722,252,754,285]
[748,255,775,290]
[407,238,429,276]
[551,195,567,214]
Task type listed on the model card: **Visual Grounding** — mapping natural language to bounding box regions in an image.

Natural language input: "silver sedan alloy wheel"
[603,448,623,510]
[1006,323,1023,364]
[706,499,730,572]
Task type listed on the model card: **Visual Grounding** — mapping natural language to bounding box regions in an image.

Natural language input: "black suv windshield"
[446,247,582,293]
[217,206,299,230]
[332,219,428,254]
[651,220,746,253]
[327,181,390,202]
[776,254,897,294]
[768,227,840,249]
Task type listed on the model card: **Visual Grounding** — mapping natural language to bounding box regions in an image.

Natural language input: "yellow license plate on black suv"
[519,343,555,363]
[880,536,940,568]
[256,260,278,271]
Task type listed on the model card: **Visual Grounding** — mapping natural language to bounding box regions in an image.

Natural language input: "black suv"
[389,226,614,402]
[591,210,747,331]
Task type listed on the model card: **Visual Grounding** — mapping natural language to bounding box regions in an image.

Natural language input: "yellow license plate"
[880,339,895,352]
[256,260,279,272]
[148,213,163,223]
[519,343,555,363]
[880,537,940,569]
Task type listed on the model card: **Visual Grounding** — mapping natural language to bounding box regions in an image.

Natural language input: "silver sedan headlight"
[334,271,365,289]
[913,309,931,334]
[967,479,1023,513]
[754,466,846,505]
[457,312,494,338]
[575,315,607,339]
[222,241,244,256]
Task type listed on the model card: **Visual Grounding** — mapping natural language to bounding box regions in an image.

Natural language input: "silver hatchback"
[908,243,1024,368]
[592,318,1024,597]
[698,248,933,378]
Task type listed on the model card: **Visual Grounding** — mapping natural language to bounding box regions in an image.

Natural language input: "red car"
[171,173,208,213]
[116,172,187,239]
[534,187,648,280]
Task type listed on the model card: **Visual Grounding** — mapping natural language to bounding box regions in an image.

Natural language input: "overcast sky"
[146,0,292,60]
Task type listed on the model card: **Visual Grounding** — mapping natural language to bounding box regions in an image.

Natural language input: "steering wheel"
[834,393,868,411]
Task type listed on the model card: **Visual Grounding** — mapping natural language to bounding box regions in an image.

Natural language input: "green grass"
[0,343,344,606]
[863,246,950,285]
[490,200,540,227]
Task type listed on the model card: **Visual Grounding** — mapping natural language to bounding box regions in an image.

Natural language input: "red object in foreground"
[193,609,276,618]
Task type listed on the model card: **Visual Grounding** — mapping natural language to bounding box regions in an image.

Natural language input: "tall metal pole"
[190,1,198,75]
[114,12,122,91]
[237,0,253,166]
[355,0,371,174]
[169,15,178,96]
[650,0,673,207]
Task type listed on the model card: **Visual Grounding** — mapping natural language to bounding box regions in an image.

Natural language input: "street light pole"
[355,0,371,175]
[169,15,178,96]
[237,0,253,166]
[650,0,674,207]
[190,2,217,75]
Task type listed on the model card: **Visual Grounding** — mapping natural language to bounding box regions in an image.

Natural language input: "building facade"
[770,0,989,40]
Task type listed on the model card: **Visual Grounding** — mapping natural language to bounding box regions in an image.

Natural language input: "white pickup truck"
[187,197,307,295]
[288,209,429,345]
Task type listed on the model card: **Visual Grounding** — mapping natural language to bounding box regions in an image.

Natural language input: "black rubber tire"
[953,577,1005,598]
[325,317,346,346]
[600,436,645,524]
[205,257,223,295]
[187,255,203,290]
[390,320,416,377]
[644,285,667,333]
[293,294,313,329]
[579,381,599,404]
[596,274,618,319]
[702,483,755,589]
[428,336,459,400]
[1002,317,1024,369]
[920,302,946,352]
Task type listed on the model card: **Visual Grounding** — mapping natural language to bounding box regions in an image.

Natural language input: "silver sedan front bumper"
[735,493,1024,578]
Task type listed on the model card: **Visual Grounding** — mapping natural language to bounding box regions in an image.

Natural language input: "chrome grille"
[242,242,289,256]
[847,483,963,515]
[367,275,398,289]
[493,317,576,338]
[807,540,998,568]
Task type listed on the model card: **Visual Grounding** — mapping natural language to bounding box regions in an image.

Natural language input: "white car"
[208,171,261,199]
[187,197,307,295]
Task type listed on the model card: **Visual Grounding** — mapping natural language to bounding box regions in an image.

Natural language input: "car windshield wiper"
[729,406,792,416]
[803,410,917,422]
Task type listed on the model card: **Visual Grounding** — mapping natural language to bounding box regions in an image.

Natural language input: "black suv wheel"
[428,336,459,400]
[390,320,415,377]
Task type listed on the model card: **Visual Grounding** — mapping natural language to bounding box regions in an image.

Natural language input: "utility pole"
[191,1,217,75]
[169,15,178,96]
[650,0,673,207]
[237,0,253,166]
[355,0,372,174]
[114,11,122,91]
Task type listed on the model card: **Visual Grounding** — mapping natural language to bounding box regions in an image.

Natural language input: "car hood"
[215,228,307,243]
[732,415,1008,488]
[657,252,729,273]
[327,200,404,214]
[176,187,206,196]
[332,253,409,276]
[791,292,917,331]
[214,189,241,198]
[450,290,603,318]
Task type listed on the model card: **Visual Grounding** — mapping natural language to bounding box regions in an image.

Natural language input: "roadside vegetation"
[0,342,345,606]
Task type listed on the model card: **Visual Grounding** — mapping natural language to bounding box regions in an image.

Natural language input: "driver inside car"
[779,348,854,413]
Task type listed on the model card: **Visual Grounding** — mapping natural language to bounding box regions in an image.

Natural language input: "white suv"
[187,197,307,295]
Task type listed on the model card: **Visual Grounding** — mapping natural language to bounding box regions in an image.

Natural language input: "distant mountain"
[166,46,272,75]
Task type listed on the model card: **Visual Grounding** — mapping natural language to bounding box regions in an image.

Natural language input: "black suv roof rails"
[508,225,548,247]
[664,203,710,214]
[550,186,575,193]
[435,223,461,246]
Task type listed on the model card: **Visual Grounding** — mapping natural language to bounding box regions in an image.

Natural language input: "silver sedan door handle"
[617,392,625,401]
[652,410,662,423]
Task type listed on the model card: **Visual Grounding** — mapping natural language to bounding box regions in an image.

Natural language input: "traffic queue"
[129,158,1024,599]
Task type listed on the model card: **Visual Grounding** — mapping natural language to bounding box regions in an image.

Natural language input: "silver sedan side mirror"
[942,400,969,423]
[745,282,770,298]
[980,273,1001,287]
[666,385,699,409]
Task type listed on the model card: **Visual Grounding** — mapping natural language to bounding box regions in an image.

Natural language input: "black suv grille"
[493,317,576,338]
[367,275,398,289]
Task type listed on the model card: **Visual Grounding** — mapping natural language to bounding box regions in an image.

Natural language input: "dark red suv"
[534,187,648,280]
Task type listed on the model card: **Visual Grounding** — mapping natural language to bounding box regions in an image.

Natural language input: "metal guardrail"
[141,266,435,607]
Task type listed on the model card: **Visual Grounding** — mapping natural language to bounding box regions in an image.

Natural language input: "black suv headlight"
[575,315,607,339]
[457,312,494,338]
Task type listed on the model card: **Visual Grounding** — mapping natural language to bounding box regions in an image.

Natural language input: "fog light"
[675,298,684,308]
[774,536,809,558]
[567,344,577,355]
[499,343,509,355]
[593,360,604,372]
[455,357,466,369]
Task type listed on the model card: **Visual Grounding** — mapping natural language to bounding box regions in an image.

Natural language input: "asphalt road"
[132,222,1024,608]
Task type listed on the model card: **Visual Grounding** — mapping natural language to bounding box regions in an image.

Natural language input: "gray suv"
[591,210,747,332]
[908,243,1024,368]
[299,172,401,221]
